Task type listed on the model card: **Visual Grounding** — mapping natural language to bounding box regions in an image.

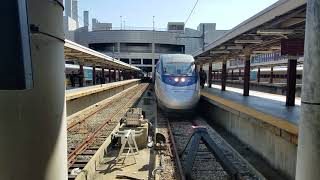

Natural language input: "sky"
[77,0,278,30]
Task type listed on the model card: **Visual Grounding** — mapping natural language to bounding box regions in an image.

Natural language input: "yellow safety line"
[201,91,298,135]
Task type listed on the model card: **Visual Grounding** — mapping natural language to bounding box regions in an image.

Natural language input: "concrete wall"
[66,80,140,116]
[199,97,297,180]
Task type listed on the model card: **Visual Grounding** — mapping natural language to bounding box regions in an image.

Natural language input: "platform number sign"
[0,0,33,90]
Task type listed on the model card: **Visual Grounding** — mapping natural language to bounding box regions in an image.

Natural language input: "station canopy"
[64,39,140,71]
[193,0,306,65]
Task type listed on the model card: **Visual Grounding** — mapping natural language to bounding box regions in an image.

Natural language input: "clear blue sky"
[78,0,278,30]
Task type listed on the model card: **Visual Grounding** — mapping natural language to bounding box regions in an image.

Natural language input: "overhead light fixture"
[234,40,263,44]
[226,45,243,50]
[210,50,230,54]
[257,29,294,35]
[252,50,273,54]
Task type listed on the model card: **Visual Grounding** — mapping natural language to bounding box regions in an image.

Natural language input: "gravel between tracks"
[169,117,262,180]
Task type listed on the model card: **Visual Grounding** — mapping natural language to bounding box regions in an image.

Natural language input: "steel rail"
[167,120,186,180]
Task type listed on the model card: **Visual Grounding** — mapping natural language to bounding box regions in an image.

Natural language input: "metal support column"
[208,62,212,88]
[296,0,320,178]
[79,64,84,87]
[231,70,234,81]
[257,67,260,83]
[239,69,241,80]
[108,68,112,82]
[269,66,274,84]
[0,0,67,179]
[243,59,250,96]
[92,66,96,85]
[102,68,105,84]
[221,62,226,91]
[286,59,297,106]
[113,69,117,82]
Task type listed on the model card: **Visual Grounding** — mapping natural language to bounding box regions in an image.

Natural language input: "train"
[155,54,200,111]
[212,66,303,84]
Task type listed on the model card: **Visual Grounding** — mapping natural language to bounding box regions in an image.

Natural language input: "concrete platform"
[66,79,140,101]
[200,85,300,179]
[92,148,152,180]
[212,80,302,97]
[207,85,300,125]
[66,79,141,116]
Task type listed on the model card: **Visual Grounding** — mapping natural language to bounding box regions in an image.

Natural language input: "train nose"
[161,86,200,110]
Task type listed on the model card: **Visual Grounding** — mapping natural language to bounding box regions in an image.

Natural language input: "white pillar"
[296,0,320,179]
[0,0,67,179]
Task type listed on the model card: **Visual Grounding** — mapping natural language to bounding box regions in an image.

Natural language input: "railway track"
[157,110,263,180]
[67,83,148,179]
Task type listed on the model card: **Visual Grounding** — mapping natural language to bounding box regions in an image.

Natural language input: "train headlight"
[174,77,179,82]
[181,77,186,82]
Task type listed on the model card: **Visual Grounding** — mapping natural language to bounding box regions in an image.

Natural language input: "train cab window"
[163,62,194,75]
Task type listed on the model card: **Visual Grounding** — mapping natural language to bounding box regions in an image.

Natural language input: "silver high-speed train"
[155,54,200,111]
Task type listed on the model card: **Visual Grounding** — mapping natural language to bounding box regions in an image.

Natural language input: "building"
[63,4,228,75]
[72,18,227,75]
[63,0,79,41]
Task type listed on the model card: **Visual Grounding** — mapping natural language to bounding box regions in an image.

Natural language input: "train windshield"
[163,62,195,76]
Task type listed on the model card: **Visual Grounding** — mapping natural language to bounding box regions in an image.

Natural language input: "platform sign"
[281,39,304,56]
[250,71,257,81]
[0,0,33,90]
[84,69,93,81]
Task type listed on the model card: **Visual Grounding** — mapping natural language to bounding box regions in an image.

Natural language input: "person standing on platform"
[70,71,75,88]
[199,68,207,89]
[78,70,84,87]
